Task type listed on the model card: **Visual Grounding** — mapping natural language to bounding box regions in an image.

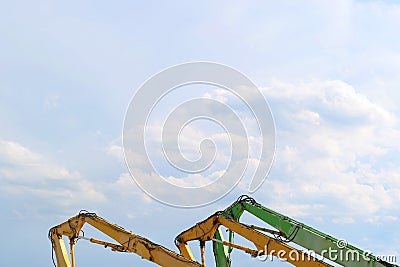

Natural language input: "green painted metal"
[213,229,231,267]
[213,195,398,267]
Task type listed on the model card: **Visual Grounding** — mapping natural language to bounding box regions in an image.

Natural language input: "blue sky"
[1,1,399,266]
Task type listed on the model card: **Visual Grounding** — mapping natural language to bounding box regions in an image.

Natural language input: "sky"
[1,1,399,266]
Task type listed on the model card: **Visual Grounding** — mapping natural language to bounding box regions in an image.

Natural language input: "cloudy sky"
[1,1,399,266]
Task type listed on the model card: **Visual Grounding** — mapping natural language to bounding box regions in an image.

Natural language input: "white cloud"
[0,140,80,183]
[263,80,395,125]
[107,172,152,203]
[295,110,321,125]
[257,79,400,223]
[107,143,124,162]
[0,140,42,165]
[332,217,355,224]
[0,140,106,216]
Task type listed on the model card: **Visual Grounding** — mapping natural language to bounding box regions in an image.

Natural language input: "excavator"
[49,198,398,267]
[49,210,335,267]
[48,210,201,267]
[175,211,334,267]
[211,195,398,267]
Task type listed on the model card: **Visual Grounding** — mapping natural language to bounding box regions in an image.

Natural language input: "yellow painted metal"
[200,241,206,267]
[49,212,202,267]
[213,239,258,257]
[175,214,334,267]
[176,242,195,261]
[50,230,71,267]
[83,237,127,252]
[70,241,75,267]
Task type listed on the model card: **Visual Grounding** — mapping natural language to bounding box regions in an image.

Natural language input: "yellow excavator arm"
[175,213,334,267]
[49,211,201,267]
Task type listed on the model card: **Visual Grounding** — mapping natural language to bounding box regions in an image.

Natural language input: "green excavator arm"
[213,195,398,267]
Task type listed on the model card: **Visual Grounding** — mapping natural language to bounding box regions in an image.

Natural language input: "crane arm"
[214,195,398,267]
[49,211,201,267]
[175,213,334,267]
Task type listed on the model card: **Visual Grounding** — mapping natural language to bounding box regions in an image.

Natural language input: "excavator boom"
[175,212,334,267]
[213,195,398,267]
[49,211,201,267]
[49,199,398,267]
